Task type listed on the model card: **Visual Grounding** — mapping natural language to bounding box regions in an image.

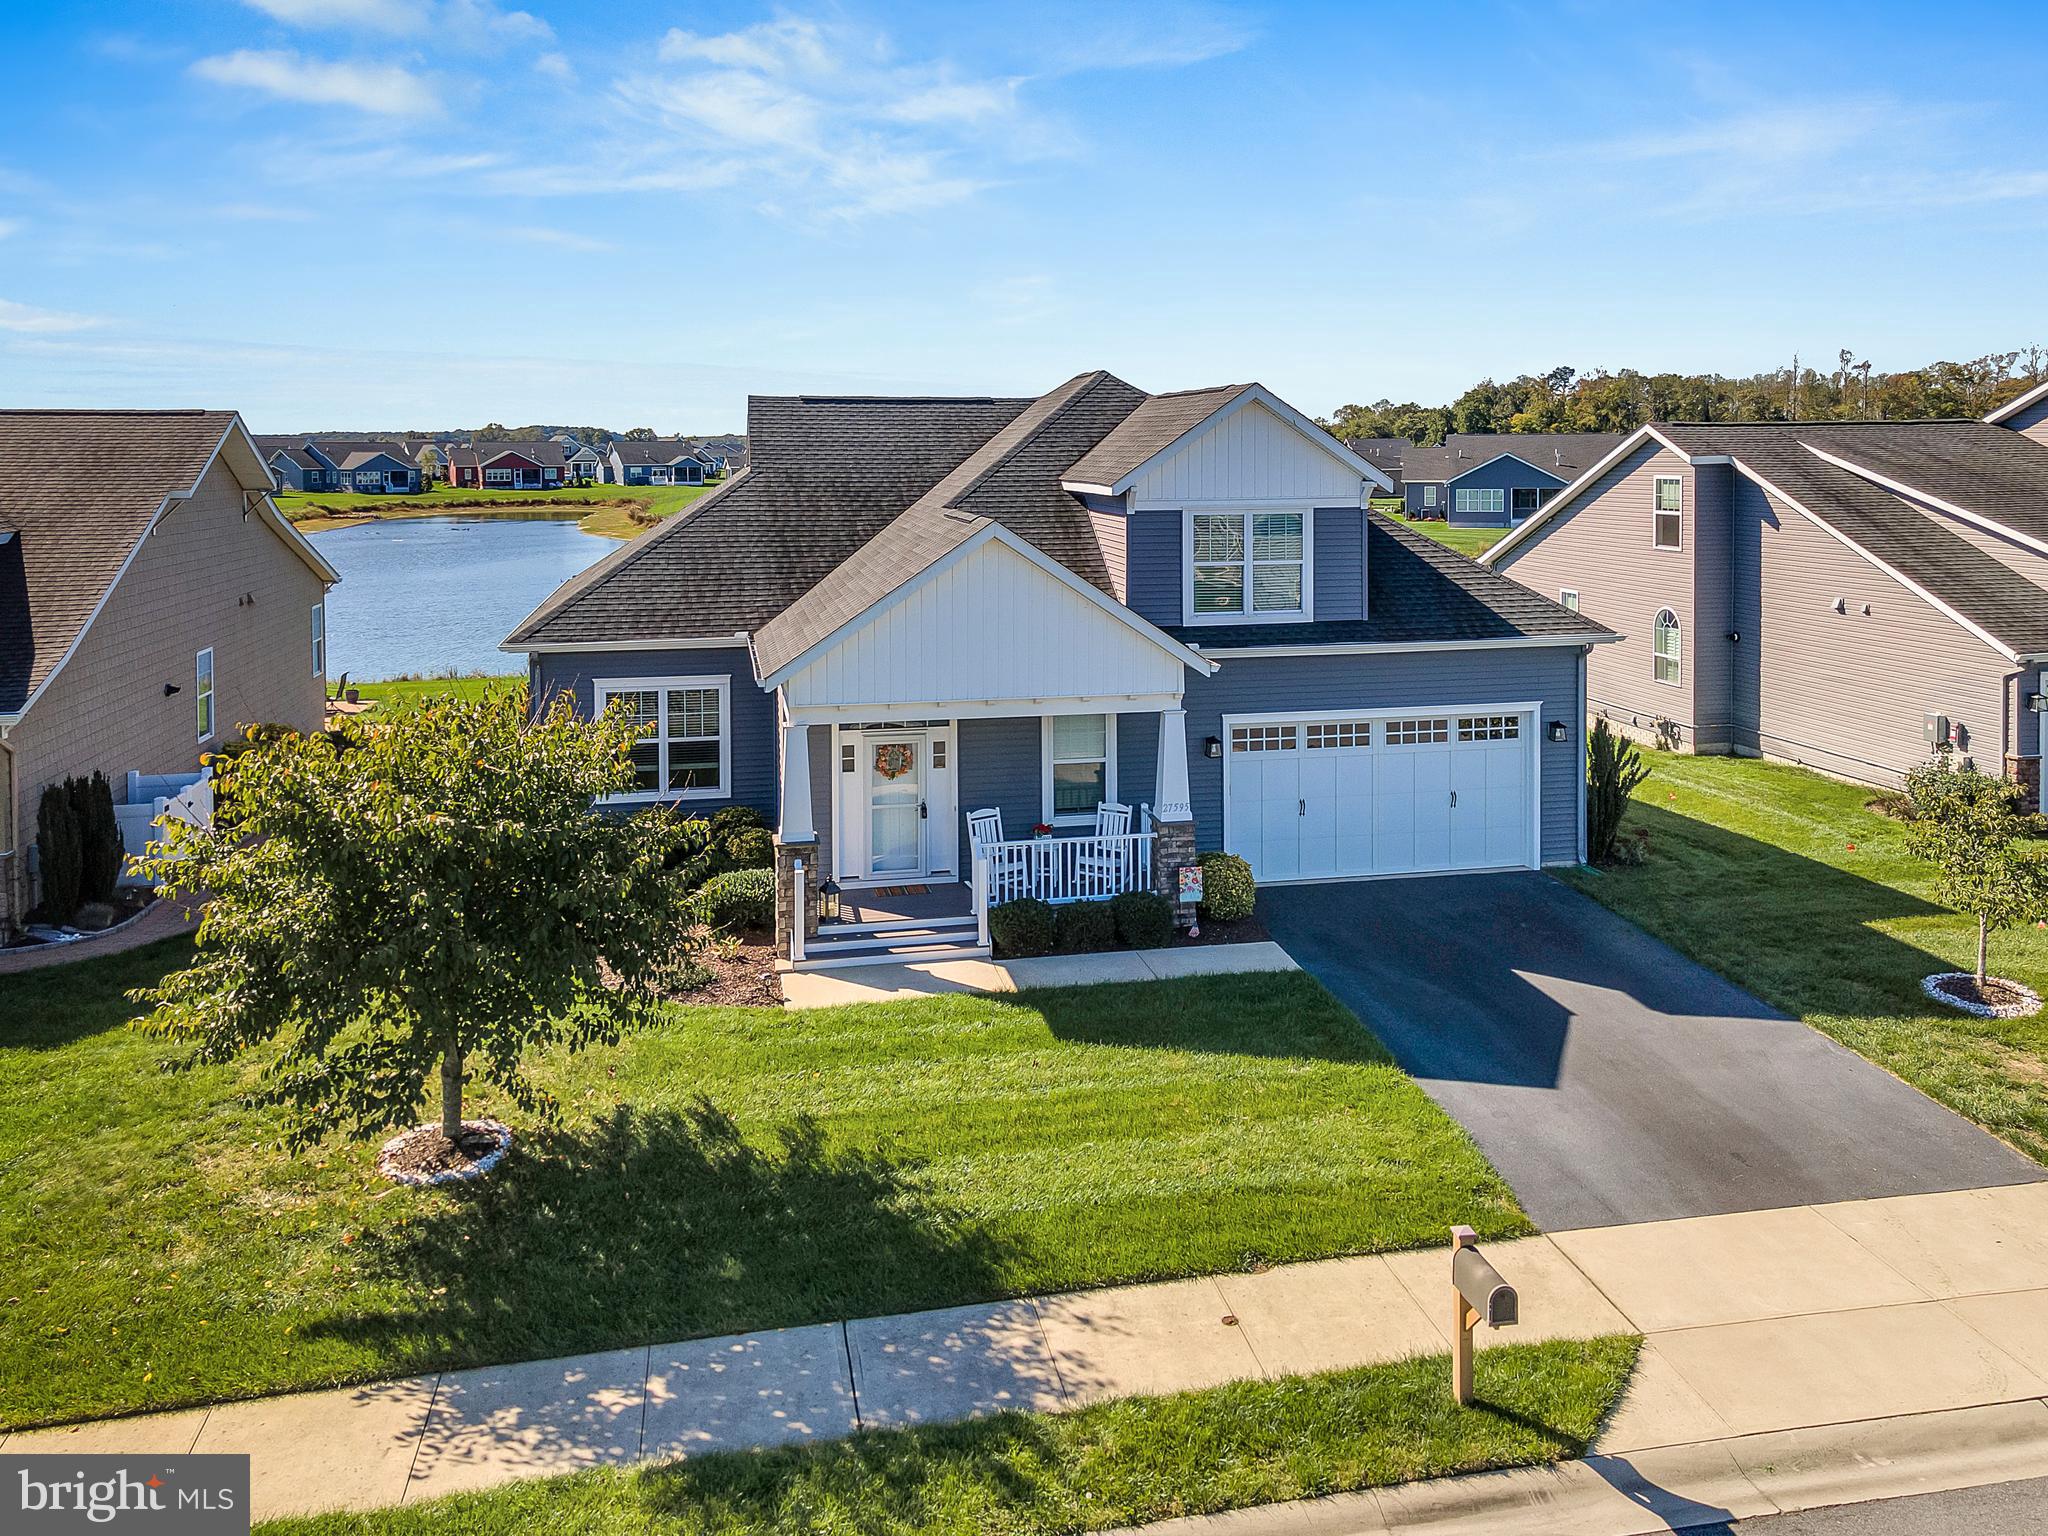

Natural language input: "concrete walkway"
[13,1181,2048,1525]
[780,939,1297,1008]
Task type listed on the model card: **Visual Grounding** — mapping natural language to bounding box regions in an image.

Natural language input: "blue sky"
[1,0,2043,431]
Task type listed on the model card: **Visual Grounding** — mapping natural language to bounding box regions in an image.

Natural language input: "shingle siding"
[530,646,778,818]
[1179,648,1586,865]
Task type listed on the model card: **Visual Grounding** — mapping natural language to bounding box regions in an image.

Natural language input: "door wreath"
[874,743,915,780]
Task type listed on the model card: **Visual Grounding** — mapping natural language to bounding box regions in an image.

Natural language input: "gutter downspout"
[0,725,18,932]
[1576,645,1589,863]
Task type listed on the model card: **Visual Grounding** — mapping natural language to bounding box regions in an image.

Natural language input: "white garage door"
[1224,710,1534,881]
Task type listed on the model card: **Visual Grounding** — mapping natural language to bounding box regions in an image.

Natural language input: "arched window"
[1653,608,1681,686]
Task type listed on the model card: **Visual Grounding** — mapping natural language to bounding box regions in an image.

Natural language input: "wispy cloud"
[1039,3,1256,72]
[243,0,427,31]
[0,298,104,334]
[534,51,573,81]
[241,0,549,48]
[192,49,441,117]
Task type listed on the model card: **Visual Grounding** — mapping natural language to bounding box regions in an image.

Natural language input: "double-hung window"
[1044,713,1114,824]
[1421,484,1440,509]
[594,677,729,799]
[1190,509,1308,621]
[1653,476,1683,549]
[1653,609,1682,686]
[1454,487,1505,519]
[195,648,215,742]
[310,603,325,676]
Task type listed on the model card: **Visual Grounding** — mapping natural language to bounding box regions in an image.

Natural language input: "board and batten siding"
[777,537,1185,709]
[531,645,779,818]
[1180,647,1586,865]
[1733,478,2012,787]
[1495,442,1707,746]
[1129,399,1364,506]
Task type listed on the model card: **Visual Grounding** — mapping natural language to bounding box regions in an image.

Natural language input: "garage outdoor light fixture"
[1547,720,1568,742]
[1204,736,1222,758]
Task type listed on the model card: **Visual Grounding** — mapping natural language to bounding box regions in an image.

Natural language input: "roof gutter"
[1194,633,1620,658]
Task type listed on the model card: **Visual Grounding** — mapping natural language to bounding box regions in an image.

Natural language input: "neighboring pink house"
[0,410,339,933]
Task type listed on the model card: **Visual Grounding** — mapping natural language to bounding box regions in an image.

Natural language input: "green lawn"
[259,1338,1636,1536]
[277,481,712,538]
[1394,515,1504,557]
[0,958,1528,1429]
[345,674,524,710]
[1564,752,2048,1162]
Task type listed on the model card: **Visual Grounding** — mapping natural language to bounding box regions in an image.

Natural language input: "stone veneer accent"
[2008,754,2042,814]
[1150,815,1198,928]
[774,838,821,951]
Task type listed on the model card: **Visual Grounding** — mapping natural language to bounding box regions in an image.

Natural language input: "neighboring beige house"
[0,410,339,932]
[1482,399,2048,807]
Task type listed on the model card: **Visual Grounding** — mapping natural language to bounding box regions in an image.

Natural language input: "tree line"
[1322,347,2048,445]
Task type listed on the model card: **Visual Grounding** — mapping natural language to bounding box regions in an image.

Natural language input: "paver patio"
[15,1182,2048,1525]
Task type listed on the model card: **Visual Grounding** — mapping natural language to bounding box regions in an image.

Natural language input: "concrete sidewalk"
[780,939,1297,1008]
[12,1181,2048,1525]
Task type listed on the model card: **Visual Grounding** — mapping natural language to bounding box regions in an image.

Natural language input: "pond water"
[311,516,617,681]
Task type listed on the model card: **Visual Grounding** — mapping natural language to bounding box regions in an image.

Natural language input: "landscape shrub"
[1196,851,1256,923]
[1054,899,1118,953]
[1111,890,1176,950]
[696,867,776,933]
[35,783,82,924]
[70,772,124,906]
[723,827,774,870]
[989,897,1057,958]
[1586,718,1650,864]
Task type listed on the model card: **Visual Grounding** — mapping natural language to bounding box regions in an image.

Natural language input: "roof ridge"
[940,369,1124,510]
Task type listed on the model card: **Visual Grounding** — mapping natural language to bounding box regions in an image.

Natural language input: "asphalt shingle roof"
[1404,432,1626,486]
[1172,512,1612,649]
[0,410,238,714]
[1784,420,2048,547]
[1655,422,2048,657]
[1061,384,1250,488]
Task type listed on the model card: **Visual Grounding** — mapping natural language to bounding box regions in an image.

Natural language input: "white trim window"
[310,602,325,676]
[1455,487,1506,520]
[195,648,215,742]
[1188,508,1310,622]
[1560,589,1580,613]
[594,675,731,800]
[1653,476,1684,549]
[1043,713,1115,825]
[1510,487,1542,519]
[485,467,513,486]
[1653,609,1682,686]
[1421,484,1440,509]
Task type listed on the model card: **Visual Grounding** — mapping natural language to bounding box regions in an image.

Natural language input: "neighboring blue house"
[262,441,341,492]
[258,437,422,494]
[1403,433,1625,527]
[609,440,706,485]
[506,373,1613,967]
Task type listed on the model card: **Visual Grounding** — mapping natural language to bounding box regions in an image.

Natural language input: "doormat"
[872,885,929,897]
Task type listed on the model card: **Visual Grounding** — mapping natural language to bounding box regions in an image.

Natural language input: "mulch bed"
[1180,909,1271,946]
[376,1119,513,1186]
[1922,972,2043,1019]
[683,930,783,1006]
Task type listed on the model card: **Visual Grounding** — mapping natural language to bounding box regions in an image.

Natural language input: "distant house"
[262,441,341,493]
[1484,401,2048,804]
[0,410,339,935]
[313,440,423,495]
[1403,433,1625,527]
[447,441,570,490]
[564,442,610,482]
[1345,437,1407,495]
[609,440,705,486]
[407,440,451,482]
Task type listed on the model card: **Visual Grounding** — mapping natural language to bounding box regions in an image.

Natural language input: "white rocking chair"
[1076,801,1133,896]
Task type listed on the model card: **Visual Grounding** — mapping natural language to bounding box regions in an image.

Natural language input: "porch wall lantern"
[1204,736,1223,759]
[1547,720,1568,743]
[2027,692,2047,715]
[818,879,843,923]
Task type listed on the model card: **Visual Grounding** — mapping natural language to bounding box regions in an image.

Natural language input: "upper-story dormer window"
[1188,508,1310,622]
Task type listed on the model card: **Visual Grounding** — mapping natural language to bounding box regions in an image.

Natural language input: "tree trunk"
[1977,915,1989,986]
[440,1036,464,1142]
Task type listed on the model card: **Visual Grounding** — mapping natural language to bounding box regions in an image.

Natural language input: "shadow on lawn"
[306,1097,1016,1372]
[1030,969,1394,1065]
[0,935,197,1051]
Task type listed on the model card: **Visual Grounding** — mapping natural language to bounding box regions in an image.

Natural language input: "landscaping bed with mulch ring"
[1922,972,2043,1019]
[684,931,783,1006]
[376,1119,513,1185]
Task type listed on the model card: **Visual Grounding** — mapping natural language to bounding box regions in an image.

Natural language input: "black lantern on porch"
[818,879,843,924]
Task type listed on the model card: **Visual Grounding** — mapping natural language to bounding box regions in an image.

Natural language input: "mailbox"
[1452,1245,1519,1328]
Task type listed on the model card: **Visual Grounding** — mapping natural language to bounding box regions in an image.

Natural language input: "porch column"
[1151,708,1198,924]
[774,722,819,947]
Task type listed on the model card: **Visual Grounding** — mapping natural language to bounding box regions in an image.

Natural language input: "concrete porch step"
[822,914,978,939]
[790,940,992,970]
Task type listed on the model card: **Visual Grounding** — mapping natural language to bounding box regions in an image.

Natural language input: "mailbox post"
[1449,1225,1518,1406]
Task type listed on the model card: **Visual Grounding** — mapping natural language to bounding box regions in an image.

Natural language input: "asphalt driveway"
[1261,873,2044,1230]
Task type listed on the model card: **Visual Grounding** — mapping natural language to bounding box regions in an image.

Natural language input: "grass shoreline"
[281,482,713,539]
[256,1339,1639,1535]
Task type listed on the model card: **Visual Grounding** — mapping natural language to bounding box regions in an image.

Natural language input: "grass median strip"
[258,1337,1639,1535]
[1,955,1529,1428]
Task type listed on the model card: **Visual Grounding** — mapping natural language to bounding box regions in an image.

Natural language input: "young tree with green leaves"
[1902,754,2048,984]
[133,690,694,1155]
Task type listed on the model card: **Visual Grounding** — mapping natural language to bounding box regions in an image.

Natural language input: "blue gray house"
[609,440,706,486]
[506,373,1613,966]
[262,441,341,493]
[1404,433,1624,527]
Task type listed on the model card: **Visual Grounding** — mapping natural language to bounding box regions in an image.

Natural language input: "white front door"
[865,731,927,879]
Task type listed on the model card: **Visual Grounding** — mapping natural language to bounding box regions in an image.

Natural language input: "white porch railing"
[975,828,1156,911]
